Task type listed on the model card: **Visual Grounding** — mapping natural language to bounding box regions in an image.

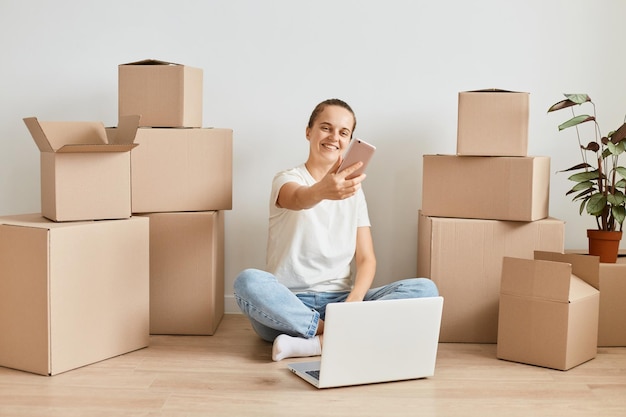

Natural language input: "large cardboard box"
[497,252,600,370]
[23,116,140,222]
[139,211,224,335]
[566,251,626,346]
[417,212,565,343]
[0,214,150,376]
[422,155,550,222]
[457,89,529,156]
[130,127,233,213]
[119,59,203,128]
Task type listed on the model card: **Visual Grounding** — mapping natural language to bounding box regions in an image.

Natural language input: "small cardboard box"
[23,115,139,222]
[422,155,550,222]
[138,211,224,335]
[130,127,233,213]
[119,59,203,127]
[565,250,626,347]
[457,89,529,156]
[0,214,150,376]
[417,212,565,343]
[497,251,600,370]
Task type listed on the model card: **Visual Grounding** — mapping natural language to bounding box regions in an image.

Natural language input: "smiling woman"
[232,98,439,362]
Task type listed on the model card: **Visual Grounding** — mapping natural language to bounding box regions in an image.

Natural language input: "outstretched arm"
[277,158,365,210]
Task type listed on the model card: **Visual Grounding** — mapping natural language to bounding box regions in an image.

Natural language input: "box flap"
[570,275,600,301]
[23,117,107,152]
[105,115,140,145]
[121,59,180,66]
[24,116,139,153]
[56,144,138,153]
[501,257,572,302]
[534,251,600,290]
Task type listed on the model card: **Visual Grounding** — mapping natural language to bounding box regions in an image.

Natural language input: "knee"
[409,277,439,298]
[233,268,261,296]
[233,268,276,297]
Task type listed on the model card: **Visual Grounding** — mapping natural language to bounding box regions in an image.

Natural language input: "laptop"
[287,296,444,388]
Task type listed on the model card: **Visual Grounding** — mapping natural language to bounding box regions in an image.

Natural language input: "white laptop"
[287,296,444,389]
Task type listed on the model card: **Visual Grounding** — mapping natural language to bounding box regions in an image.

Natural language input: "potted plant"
[547,93,626,263]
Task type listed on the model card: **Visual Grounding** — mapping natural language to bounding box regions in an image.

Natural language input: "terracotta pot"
[587,229,623,263]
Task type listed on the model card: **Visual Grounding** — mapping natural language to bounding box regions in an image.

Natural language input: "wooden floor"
[1,314,625,417]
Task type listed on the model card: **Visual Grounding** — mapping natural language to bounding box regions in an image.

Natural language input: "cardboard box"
[23,115,140,222]
[566,250,626,347]
[497,252,600,370]
[119,59,203,127]
[457,89,529,156]
[139,211,224,335]
[422,155,550,222]
[129,127,233,213]
[596,257,626,346]
[417,212,564,343]
[0,214,150,376]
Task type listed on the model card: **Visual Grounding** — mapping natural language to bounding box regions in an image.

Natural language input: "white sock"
[272,334,321,362]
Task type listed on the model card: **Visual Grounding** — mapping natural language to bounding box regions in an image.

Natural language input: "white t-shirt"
[266,164,371,293]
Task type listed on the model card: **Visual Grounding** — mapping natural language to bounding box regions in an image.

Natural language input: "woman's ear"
[305,126,311,141]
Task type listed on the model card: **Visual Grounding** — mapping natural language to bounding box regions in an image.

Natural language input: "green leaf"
[568,170,600,182]
[569,181,595,192]
[607,192,625,206]
[587,193,607,216]
[564,93,591,104]
[579,198,587,215]
[607,141,625,156]
[558,115,596,131]
[613,205,626,225]
[616,167,626,178]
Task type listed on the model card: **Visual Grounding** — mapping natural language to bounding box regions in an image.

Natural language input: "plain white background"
[1,1,625,312]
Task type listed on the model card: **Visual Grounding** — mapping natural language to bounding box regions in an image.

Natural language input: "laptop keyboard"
[305,370,320,380]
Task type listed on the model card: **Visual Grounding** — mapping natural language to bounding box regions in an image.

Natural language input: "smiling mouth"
[322,143,339,151]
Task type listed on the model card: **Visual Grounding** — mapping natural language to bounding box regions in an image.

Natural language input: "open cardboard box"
[23,115,140,222]
[497,251,600,370]
[566,250,626,346]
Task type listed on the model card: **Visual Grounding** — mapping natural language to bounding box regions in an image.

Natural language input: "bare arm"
[345,226,377,302]
[277,159,365,210]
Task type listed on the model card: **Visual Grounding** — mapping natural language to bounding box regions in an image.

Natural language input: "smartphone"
[337,138,376,180]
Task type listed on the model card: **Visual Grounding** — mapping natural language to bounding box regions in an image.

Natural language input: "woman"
[234,98,438,361]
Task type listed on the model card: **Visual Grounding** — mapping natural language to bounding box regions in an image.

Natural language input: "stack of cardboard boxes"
[417,89,605,370]
[0,60,232,376]
[119,60,232,337]
[0,114,150,376]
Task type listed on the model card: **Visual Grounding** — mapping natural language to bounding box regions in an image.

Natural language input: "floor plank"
[0,314,624,417]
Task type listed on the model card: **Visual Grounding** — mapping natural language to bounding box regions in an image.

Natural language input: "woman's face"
[305,105,355,164]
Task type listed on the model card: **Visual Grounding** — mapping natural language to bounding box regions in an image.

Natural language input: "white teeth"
[322,143,338,150]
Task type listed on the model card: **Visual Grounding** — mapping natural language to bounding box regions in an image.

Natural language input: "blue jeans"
[233,268,439,342]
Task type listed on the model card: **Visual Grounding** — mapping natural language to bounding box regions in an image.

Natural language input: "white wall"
[2,0,625,312]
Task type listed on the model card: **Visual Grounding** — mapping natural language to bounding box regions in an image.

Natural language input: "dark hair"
[307,98,356,134]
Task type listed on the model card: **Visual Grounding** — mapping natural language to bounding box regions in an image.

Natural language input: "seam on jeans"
[234,292,310,337]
